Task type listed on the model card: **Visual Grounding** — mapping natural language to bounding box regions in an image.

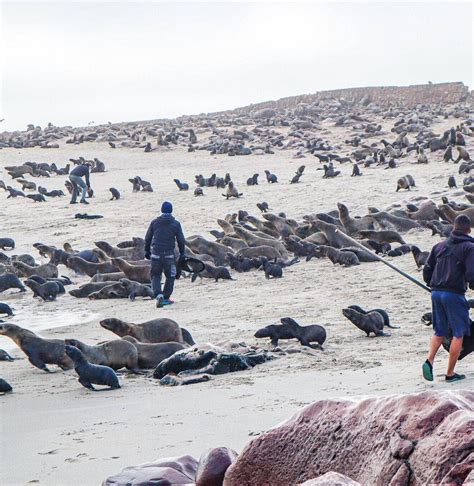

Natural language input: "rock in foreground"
[223,390,474,485]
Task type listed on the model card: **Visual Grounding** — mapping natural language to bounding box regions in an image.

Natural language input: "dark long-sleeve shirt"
[70,164,90,186]
[145,214,185,256]
[423,231,474,294]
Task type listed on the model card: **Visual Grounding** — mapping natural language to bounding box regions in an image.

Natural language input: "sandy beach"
[0,115,472,485]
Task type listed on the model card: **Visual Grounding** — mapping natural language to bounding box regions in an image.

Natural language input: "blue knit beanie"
[161,201,173,214]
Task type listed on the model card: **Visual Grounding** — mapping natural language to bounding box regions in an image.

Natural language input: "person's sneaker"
[80,200,89,205]
[70,201,78,204]
[445,373,466,383]
[162,299,174,306]
[422,360,433,381]
[156,295,164,308]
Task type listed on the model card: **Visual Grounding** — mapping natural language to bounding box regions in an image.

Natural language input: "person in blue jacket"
[144,201,185,307]
[422,214,474,382]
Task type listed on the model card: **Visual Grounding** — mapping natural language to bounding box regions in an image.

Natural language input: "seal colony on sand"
[1,82,474,485]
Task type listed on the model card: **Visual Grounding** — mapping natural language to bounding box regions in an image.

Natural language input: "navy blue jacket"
[423,232,474,294]
[144,214,185,257]
[70,165,90,186]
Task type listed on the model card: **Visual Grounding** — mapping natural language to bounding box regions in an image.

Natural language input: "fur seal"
[110,258,150,283]
[264,170,278,183]
[99,317,193,344]
[358,230,405,245]
[347,305,399,329]
[256,202,269,213]
[411,245,429,268]
[387,244,412,257]
[95,241,144,261]
[233,226,288,259]
[65,338,140,372]
[66,256,119,277]
[65,345,121,390]
[337,203,373,235]
[88,282,130,299]
[12,261,58,279]
[118,278,153,300]
[122,336,186,369]
[0,238,15,250]
[222,181,242,199]
[0,378,12,393]
[0,323,73,371]
[342,308,390,336]
[0,303,14,316]
[0,273,26,293]
[307,245,360,266]
[109,187,120,200]
[26,193,46,203]
[191,262,235,282]
[246,174,259,186]
[174,179,189,191]
[0,349,14,361]
[24,278,62,301]
[69,281,117,298]
[194,187,204,196]
[263,258,283,279]
[255,317,326,349]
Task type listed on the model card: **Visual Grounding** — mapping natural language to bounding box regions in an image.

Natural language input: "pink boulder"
[102,455,198,485]
[196,447,238,486]
[224,390,474,486]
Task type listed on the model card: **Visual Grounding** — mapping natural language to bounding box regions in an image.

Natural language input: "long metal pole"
[335,229,432,293]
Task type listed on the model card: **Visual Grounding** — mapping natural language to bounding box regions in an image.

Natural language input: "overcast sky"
[0,1,472,131]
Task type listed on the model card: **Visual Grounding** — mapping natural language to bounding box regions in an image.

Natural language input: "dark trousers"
[151,253,177,299]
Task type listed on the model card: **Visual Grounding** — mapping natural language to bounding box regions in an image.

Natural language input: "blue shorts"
[431,290,471,338]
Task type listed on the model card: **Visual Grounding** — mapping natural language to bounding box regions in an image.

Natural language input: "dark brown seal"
[0,323,73,371]
[342,308,390,337]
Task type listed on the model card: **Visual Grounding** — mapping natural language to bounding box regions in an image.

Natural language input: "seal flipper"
[79,377,95,390]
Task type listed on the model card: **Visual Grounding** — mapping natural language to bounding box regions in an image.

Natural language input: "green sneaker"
[422,360,433,381]
[445,373,466,383]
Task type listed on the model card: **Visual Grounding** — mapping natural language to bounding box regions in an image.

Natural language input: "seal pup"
[65,345,121,390]
[358,230,405,245]
[24,278,62,301]
[246,174,259,186]
[411,245,429,268]
[263,258,283,279]
[448,176,457,189]
[351,164,362,176]
[0,303,14,316]
[0,273,26,293]
[255,317,326,349]
[347,305,399,329]
[65,338,140,373]
[109,187,120,200]
[342,307,390,336]
[222,181,242,199]
[0,378,12,393]
[0,323,73,371]
[194,187,204,196]
[264,170,278,183]
[174,179,189,191]
[0,349,14,361]
[257,202,269,213]
[0,238,15,250]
